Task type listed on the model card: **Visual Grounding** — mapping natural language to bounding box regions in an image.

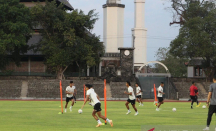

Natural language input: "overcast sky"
[69,0,180,61]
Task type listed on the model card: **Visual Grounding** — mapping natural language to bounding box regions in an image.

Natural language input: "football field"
[0,100,213,131]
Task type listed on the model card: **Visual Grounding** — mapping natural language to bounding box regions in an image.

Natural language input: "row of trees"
[154,0,216,79]
[0,0,104,79]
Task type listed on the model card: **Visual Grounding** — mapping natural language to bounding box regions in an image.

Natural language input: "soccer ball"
[172,108,177,112]
[202,105,206,109]
[78,109,82,114]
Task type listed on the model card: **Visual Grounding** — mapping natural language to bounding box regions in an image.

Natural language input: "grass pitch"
[0,101,212,131]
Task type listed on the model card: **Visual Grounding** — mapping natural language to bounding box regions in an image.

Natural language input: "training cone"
[102,123,105,125]
[58,112,63,114]
[59,106,61,107]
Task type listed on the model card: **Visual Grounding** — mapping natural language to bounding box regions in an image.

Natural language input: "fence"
[0,72,97,77]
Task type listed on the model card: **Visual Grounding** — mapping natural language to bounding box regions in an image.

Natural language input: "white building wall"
[187,66,194,77]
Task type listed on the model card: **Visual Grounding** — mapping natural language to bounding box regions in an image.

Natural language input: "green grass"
[0,101,212,131]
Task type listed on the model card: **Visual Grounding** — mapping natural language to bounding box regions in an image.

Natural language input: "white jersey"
[86,88,100,106]
[66,86,76,97]
[157,86,163,97]
[128,86,135,100]
[136,86,142,96]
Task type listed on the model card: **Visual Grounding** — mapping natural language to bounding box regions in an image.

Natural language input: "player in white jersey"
[124,81,138,116]
[156,82,165,111]
[81,84,113,127]
[65,81,77,113]
[136,83,143,106]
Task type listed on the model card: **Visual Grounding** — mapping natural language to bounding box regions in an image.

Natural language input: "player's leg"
[74,95,76,103]
[188,96,191,101]
[203,105,215,130]
[190,96,194,109]
[136,97,139,103]
[131,100,138,115]
[92,110,102,127]
[156,97,163,111]
[136,97,141,106]
[97,112,113,127]
[158,102,161,107]
[65,97,69,113]
[195,95,201,107]
[70,98,74,112]
[125,100,131,114]
[71,98,75,106]
[139,96,143,106]
[137,96,142,106]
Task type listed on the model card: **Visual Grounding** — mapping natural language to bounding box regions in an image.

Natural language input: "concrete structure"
[103,0,125,53]
[185,58,206,77]
[132,0,147,69]
[100,48,135,82]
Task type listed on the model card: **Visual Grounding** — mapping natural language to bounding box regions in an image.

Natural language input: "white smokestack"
[132,0,147,67]
[103,0,125,53]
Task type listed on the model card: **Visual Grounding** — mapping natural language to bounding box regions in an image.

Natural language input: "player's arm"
[137,89,141,95]
[194,87,198,95]
[81,95,90,109]
[207,92,212,107]
[66,91,73,94]
[159,90,165,94]
[96,94,100,100]
[124,91,132,95]
[73,89,77,95]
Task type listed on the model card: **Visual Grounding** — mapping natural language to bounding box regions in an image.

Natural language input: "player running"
[135,83,143,106]
[81,84,113,127]
[65,81,76,113]
[203,76,216,130]
[124,81,139,115]
[189,82,200,109]
[156,82,165,111]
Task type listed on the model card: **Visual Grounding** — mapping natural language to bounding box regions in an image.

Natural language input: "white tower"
[132,0,147,68]
[103,0,125,53]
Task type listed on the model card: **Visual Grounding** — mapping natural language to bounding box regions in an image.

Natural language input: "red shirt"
[190,85,198,96]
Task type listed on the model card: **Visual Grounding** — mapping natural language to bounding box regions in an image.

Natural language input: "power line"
[99,34,176,40]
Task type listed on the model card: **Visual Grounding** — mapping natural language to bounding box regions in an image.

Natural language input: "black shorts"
[208,105,216,115]
[136,95,141,98]
[94,103,102,112]
[158,97,164,102]
[127,99,136,105]
[190,96,196,102]
[66,97,74,102]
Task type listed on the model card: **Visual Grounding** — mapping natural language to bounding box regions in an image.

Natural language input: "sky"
[68,0,180,61]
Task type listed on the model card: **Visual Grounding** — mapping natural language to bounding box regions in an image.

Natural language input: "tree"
[154,47,188,77]
[0,0,32,69]
[169,0,216,80]
[31,1,104,79]
[169,0,216,26]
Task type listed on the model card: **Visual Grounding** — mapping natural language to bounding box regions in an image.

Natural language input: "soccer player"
[203,76,216,131]
[65,81,76,113]
[189,82,200,109]
[156,82,165,111]
[135,83,143,106]
[124,81,139,115]
[81,84,113,127]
